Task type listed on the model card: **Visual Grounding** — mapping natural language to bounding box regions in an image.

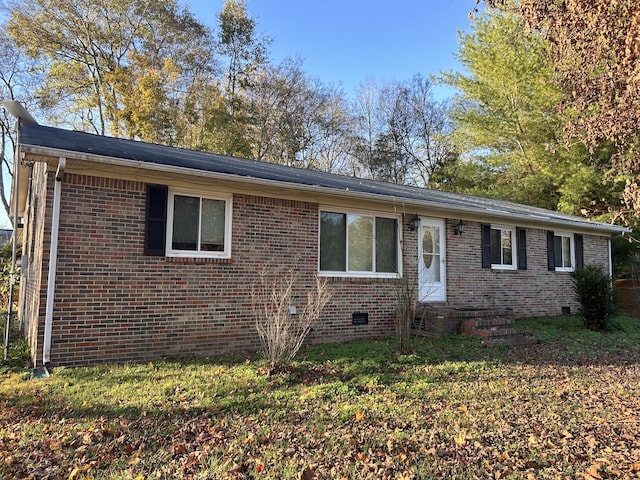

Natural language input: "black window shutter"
[517,228,527,270]
[547,230,556,271]
[481,224,491,269]
[145,185,168,256]
[575,234,584,269]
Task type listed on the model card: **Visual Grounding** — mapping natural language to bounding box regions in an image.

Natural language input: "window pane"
[562,237,571,267]
[554,236,563,268]
[376,217,397,273]
[502,230,512,265]
[421,225,441,282]
[200,198,226,251]
[172,195,199,250]
[422,227,434,269]
[348,215,373,271]
[320,212,346,271]
[490,229,501,264]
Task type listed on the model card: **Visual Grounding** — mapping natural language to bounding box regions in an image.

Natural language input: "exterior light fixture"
[454,219,466,235]
[410,214,421,231]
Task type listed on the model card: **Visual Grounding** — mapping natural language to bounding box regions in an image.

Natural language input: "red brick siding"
[444,220,610,317]
[23,170,613,367]
[44,175,401,366]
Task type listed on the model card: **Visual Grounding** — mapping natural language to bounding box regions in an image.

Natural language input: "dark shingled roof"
[18,124,627,234]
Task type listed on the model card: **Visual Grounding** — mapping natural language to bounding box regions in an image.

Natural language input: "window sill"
[491,265,517,271]
[167,250,230,259]
[165,256,234,265]
[318,272,401,280]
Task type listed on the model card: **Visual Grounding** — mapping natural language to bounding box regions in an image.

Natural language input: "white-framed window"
[490,225,517,270]
[319,210,400,277]
[553,231,574,272]
[166,190,232,258]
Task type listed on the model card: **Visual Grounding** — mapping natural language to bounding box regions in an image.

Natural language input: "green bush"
[571,264,615,331]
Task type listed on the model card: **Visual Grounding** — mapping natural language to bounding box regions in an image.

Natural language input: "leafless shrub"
[252,266,332,366]
[395,277,417,355]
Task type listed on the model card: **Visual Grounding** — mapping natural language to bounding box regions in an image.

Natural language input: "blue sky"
[181,0,477,99]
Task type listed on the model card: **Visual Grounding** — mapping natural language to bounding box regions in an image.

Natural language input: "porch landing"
[413,304,538,347]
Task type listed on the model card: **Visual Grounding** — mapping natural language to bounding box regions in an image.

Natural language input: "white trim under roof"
[17,143,630,237]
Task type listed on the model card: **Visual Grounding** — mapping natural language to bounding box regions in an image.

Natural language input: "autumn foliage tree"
[6,0,215,141]
[483,0,640,224]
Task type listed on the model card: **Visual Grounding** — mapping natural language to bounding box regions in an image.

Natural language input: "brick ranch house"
[10,122,628,368]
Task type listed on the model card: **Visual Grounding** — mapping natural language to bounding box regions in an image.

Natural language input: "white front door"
[418,217,446,302]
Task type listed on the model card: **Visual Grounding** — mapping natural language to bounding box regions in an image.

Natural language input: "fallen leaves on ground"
[1,334,640,479]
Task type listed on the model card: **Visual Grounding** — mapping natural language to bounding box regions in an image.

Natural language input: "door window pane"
[320,212,346,271]
[422,225,440,282]
[422,227,434,269]
[348,215,373,271]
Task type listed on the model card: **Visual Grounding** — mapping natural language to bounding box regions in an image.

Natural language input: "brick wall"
[40,174,401,367]
[444,219,610,317]
[23,170,613,367]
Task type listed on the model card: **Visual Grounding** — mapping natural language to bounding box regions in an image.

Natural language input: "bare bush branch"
[394,277,417,355]
[251,266,332,366]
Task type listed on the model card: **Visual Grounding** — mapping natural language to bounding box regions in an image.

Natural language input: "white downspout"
[608,237,613,279]
[42,157,65,365]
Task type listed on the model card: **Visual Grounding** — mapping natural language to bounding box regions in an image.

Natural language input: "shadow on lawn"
[5,316,640,420]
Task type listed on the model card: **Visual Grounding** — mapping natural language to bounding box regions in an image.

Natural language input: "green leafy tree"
[484,0,640,225]
[440,6,622,216]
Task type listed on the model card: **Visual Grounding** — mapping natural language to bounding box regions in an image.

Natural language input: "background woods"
[0,0,636,234]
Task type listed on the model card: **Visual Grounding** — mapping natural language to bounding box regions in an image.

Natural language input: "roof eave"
[19,143,630,237]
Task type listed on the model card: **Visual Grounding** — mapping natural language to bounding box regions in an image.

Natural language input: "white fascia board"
[20,144,630,237]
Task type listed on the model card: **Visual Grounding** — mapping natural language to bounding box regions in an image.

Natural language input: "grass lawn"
[1,315,640,479]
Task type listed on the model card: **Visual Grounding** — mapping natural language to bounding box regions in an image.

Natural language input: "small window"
[167,191,232,258]
[482,225,517,270]
[548,231,574,272]
[489,225,517,270]
[319,210,400,277]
